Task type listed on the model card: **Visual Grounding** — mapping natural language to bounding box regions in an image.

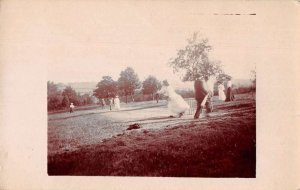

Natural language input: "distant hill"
[56,82,97,95]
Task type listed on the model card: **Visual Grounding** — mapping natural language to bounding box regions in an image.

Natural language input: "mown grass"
[48,94,255,177]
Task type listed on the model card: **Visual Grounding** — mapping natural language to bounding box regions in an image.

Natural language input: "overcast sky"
[37,1,297,87]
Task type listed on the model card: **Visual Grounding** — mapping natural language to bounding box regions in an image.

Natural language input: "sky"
[40,1,298,87]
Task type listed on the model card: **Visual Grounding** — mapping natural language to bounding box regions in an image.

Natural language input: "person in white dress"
[218,82,226,101]
[69,103,75,113]
[158,80,190,117]
[114,96,121,110]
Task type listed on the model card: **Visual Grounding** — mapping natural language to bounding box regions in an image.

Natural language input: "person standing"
[69,103,75,113]
[218,82,226,101]
[109,98,113,110]
[114,96,121,110]
[194,76,209,119]
[225,80,235,102]
[101,98,106,109]
[155,93,159,103]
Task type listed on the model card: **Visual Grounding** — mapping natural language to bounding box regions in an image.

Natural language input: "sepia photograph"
[47,1,256,177]
[1,0,299,189]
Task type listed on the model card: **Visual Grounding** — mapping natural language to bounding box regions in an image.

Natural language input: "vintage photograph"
[47,1,256,177]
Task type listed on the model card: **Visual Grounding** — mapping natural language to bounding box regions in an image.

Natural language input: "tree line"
[47,67,163,111]
[93,67,162,104]
[47,82,94,111]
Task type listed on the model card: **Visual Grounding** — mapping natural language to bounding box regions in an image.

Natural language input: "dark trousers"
[194,100,203,119]
[225,87,235,102]
[194,97,213,119]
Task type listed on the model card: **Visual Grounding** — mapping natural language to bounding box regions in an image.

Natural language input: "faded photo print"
[47,1,256,177]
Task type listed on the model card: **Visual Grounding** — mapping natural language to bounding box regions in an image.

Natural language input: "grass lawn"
[48,93,256,177]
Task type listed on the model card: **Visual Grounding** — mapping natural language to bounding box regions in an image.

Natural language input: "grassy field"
[48,93,256,177]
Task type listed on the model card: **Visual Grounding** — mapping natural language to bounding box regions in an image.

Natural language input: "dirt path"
[48,94,256,177]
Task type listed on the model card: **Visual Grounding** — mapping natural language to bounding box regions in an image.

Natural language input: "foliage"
[118,67,141,103]
[62,86,79,105]
[142,76,162,97]
[80,94,94,105]
[47,81,95,112]
[93,76,118,99]
[169,32,223,81]
[47,81,63,111]
[61,96,70,108]
[47,81,60,97]
[216,73,232,83]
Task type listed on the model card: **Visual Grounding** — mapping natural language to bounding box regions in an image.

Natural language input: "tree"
[142,75,162,100]
[62,86,79,105]
[118,67,141,103]
[93,76,118,100]
[61,95,70,108]
[169,32,223,81]
[47,81,59,98]
[80,94,93,105]
[216,73,232,83]
[47,81,63,111]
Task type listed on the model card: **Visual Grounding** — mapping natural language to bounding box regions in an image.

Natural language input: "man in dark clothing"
[155,93,159,103]
[194,77,209,119]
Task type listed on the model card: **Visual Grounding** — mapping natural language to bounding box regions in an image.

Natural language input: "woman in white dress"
[218,82,226,101]
[158,80,190,117]
[114,96,121,110]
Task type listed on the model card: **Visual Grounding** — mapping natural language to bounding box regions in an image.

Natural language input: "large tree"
[118,67,140,103]
[93,76,118,100]
[62,86,79,105]
[169,32,223,81]
[142,75,162,100]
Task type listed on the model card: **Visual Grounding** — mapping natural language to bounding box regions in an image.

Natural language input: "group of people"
[101,96,121,111]
[217,80,235,102]
[68,76,234,117]
[68,96,121,113]
[158,76,234,119]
